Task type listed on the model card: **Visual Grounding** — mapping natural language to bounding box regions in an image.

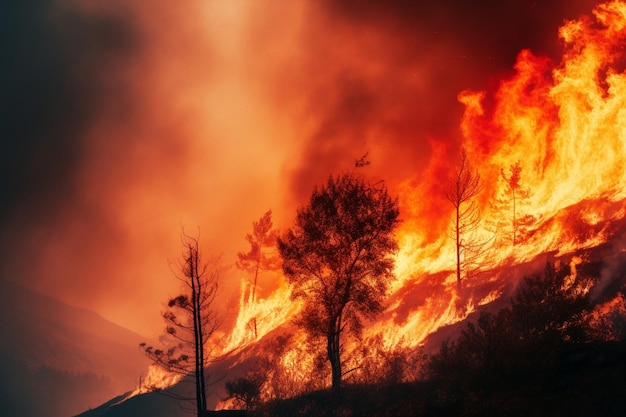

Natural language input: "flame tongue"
[396,0,626,274]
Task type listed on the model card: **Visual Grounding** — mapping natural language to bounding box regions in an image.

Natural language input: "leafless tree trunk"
[446,148,483,285]
[141,233,220,417]
[502,162,522,246]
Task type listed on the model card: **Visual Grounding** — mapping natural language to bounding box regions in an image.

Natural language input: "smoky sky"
[0,0,596,227]
[0,0,605,335]
[282,0,600,202]
[0,1,137,225]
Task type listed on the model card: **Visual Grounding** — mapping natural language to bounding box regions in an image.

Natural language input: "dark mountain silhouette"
[0,280,151,417]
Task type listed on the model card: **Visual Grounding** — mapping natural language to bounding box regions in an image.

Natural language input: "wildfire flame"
[130,364,183,397]
[329,0,625,358]
[396,1,626,286]
[223,278,300,352]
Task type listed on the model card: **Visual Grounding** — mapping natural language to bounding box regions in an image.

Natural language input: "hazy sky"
[0,0,600,336]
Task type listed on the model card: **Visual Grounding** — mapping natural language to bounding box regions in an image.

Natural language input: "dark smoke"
[0,1,138,261]
[282,0,600,203]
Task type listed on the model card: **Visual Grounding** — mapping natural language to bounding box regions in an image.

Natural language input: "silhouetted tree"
[502,161,521,246]
[429,262,593,385]
[347,334,426,385]
[236,209,279,338]
[140,233,221,417]
[225,376,262,410]
[499,161,535,247]
[278,173,400,393]
[509,262,590,346]
[589,293,626,341]
[445,148,484,285]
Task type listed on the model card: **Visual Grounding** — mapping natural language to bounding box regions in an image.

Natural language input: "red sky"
[0,0,602,337]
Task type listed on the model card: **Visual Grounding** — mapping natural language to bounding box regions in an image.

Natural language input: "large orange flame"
[223,278,300,352]
[397,0,626,282]
[378,0,626,348]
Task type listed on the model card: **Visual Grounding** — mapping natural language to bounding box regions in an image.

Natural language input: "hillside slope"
[0,280,151,417]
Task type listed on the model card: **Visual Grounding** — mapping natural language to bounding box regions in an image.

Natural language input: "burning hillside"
[220,0,626,352]
[381,0,626,344]
[119,0,626,411]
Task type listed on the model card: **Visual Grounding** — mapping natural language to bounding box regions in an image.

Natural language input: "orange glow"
[383,0,626,350]
[399,1,626,268]
[132,364,183,397]
[223,277,300,352]
[6,0,626,398]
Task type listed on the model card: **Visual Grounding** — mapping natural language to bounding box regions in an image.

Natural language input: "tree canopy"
[278,173,400,392]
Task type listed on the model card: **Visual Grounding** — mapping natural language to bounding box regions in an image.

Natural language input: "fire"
[211,1,626,394]
[466,288,503,315]
[588,293,626,340]
[397,0,626,275]
[154,0,626,396]
[367,293,462,350]
[223,278,300,352]
[131,364,183,397]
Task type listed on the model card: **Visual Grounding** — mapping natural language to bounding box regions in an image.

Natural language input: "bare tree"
[236,210,279,338]
[500,161,535,247]
[502,162,521,246]
[140,233,221,417]
[445,148,484,285]
[278,173,400,393]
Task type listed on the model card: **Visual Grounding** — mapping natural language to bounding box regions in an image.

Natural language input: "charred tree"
[488,162,534,251]
[445,148,484,285]
[278,173,400,394]
[140,233,221,417]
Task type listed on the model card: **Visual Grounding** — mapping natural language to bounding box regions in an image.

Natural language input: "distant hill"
[0,280,151,417]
